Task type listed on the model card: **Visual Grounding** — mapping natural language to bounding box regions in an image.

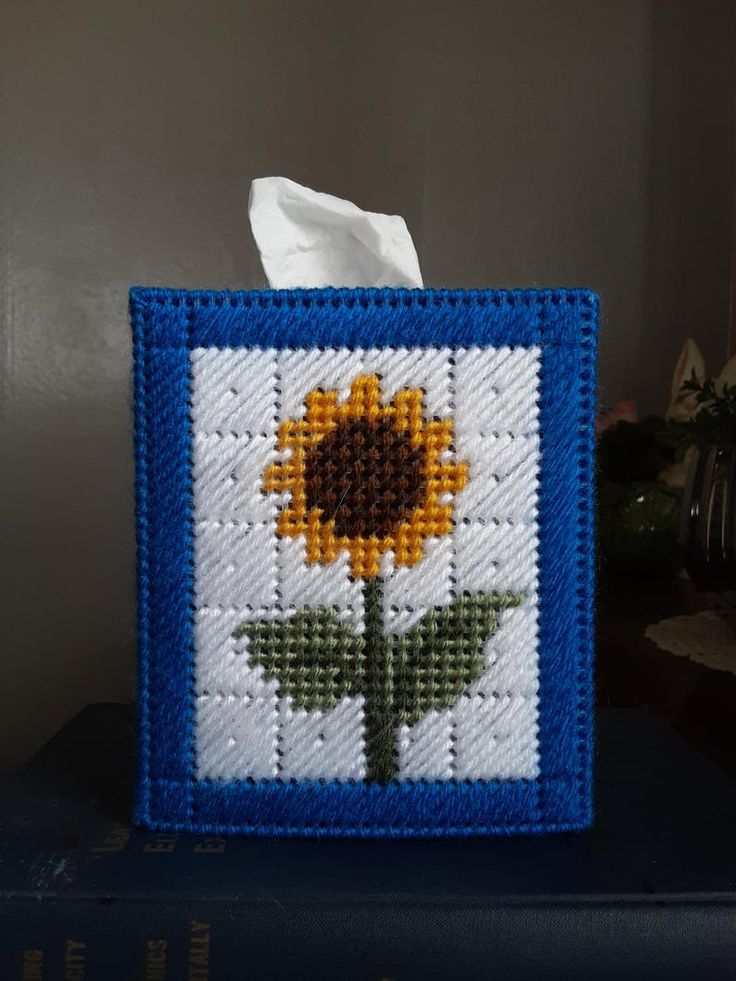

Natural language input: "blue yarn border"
[131,286,597,837]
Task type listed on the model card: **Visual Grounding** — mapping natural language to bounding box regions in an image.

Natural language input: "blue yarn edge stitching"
[131,285,598,838]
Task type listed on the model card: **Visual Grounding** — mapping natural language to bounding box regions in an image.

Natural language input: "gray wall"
[1,0,734,771]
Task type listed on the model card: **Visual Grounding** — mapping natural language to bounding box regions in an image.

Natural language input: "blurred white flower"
[714,353,736,398]
[665,339,704,422]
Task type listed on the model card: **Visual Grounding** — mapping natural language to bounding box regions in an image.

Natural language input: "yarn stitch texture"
[131,286,598,838]
[195,351,537,785]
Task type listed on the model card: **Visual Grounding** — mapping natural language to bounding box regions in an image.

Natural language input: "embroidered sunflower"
[235,370,522,784]
[263,373,469,578]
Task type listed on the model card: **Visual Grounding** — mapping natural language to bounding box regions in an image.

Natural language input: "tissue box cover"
[131,286,597,837]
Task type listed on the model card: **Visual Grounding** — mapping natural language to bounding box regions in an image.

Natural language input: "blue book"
[1,703,735,979]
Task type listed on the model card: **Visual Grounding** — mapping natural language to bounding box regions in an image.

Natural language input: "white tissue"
[248,177,423,290]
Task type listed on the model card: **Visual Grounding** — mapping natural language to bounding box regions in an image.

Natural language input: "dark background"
[1,0,734,772]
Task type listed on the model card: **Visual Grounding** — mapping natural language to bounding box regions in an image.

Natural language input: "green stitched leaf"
[233,589,524,783]
[392,592,523,727]
[233,609,364,711]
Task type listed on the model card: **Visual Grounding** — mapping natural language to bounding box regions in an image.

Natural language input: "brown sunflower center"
[304,416,427,539]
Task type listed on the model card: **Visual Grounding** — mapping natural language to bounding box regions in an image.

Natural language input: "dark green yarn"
[392,591,522,727]
[362,578,396,785]
[234,587,523,783]
[233,609,364,711]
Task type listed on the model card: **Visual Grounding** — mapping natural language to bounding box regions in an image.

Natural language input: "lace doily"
[645,593,736,675]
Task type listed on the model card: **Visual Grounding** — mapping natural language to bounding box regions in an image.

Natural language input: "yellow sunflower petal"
[276,506,308,537]
[406,505,455,539]
[346,537,383,579]
[263,460,296,493]
[426,461,470,494]
[392,520,428,568]
[344,374,382,421]
[277,418,334,448]
[425,506,455,538]
[391,387,425,439]
[422,419,454,454]
[275,419,302,449]
[303,388,340,425]
[301,510,342,565]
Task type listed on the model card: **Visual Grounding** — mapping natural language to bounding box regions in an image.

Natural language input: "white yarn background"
[191,346,541,782]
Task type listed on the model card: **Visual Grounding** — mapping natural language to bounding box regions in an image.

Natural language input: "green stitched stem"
[362,577,396,784]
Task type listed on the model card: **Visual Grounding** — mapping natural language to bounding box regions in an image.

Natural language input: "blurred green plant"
[597,417,681,574]
[597,342,736,576]
[668,374,736,451]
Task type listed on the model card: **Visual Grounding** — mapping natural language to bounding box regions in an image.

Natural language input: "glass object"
[680,446,736,590]
[598,480,680,574]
